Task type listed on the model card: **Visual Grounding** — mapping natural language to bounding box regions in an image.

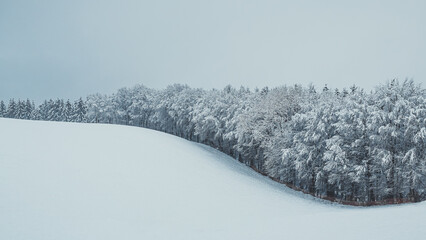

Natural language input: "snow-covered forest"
[1,79,425,205]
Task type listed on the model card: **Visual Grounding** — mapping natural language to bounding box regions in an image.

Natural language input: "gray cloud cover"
[1,0,425,102]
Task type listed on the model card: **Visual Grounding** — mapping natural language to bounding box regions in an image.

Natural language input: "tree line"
[0,98,87,122]
[1,79,425,205]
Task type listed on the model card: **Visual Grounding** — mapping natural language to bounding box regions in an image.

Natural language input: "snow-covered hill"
[1,118,425,240]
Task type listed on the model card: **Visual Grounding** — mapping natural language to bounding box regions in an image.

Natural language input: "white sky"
[1,0,425,101]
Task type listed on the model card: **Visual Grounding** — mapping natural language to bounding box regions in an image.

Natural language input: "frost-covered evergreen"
[1,79,425,205]
[0,101,6,117]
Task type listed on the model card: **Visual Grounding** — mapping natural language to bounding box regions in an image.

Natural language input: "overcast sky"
[1,0,425,102]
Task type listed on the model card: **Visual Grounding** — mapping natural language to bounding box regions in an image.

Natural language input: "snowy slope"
[1,118,425,240]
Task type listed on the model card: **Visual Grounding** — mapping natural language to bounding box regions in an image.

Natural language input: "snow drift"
[1,118,425,240]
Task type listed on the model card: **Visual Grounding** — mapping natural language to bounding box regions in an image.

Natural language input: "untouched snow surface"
[1,118,425,240]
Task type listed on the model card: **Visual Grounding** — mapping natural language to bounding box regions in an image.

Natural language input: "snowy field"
[1,118,425,240]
